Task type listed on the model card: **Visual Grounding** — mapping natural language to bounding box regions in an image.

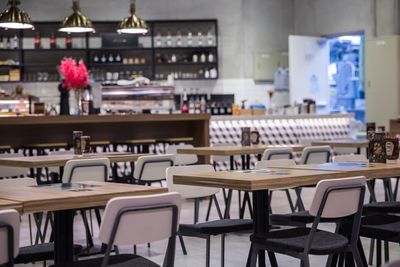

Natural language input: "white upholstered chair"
[0,209,20,266]
[165,144,198,165]
[133,154,174,185]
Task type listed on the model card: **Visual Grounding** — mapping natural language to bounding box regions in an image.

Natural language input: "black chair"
[249,176,366,267]
[167,165,254,267]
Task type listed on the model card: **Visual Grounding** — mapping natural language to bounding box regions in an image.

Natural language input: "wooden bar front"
[0,114,210,151]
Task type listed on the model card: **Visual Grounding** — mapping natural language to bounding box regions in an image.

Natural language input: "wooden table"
[177,144,305,170]
[0,199,22,212]
[173,163,400,267]
[0,152,147,184]
[0,178,166,265]
[311,139,369,154]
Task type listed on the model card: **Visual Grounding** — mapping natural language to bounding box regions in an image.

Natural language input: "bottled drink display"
[34,32,41,49]
[50,33,56,49]
[65,34,72,49]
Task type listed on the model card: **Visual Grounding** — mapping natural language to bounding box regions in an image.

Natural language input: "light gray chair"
[165,144,198,165]
[167,165,253,267]
[62,158,110,183]
[133,154,174,185]
[0,209,20,267]
[255,159,298,212]
[261,147,293,161]
[298,145,332,165]
[57,192,182,267]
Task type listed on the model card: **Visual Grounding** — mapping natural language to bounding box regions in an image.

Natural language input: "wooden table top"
[177,144,305,156]
[311,139,369,148]
[174,162,400,191]
[0,178,166,213]
[174,168,345,191]
[269,162,400,179]
[0,152,148,168]
[0,199,22,212]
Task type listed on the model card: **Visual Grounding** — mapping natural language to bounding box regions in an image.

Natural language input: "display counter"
[211,114,353,145]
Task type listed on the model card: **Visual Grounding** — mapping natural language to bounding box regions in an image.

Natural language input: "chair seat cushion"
[270,211,314,226]
[363,201,400,214]
[50,254,158,267]
[360,214,400,242]
[16,243,83,263]
[251,227,349,255]
[179,219,253,236]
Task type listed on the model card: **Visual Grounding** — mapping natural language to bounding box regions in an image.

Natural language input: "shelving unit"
[0,19,218,83]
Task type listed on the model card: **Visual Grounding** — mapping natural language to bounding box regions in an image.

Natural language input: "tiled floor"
[17,180,399,266]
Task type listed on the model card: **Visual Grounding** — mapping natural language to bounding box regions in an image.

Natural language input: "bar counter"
[0,114,211,148]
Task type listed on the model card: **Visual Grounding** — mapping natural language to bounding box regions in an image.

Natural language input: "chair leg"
[284,189,296,212]
[213,195,223,220]
[194,199,200,224]
[178,235,187,255]
[301,255,310,267]
[351,245,365,267]
[221,234,225,267]
[384,241,389,262]
[357,238,368,267]
[377,239,382,267]
[248,244,259,267]
[206,196,213,221]
[206,236,211,267]
[294,187,305,211]
[368,239,374,265]
[267,252,278,267]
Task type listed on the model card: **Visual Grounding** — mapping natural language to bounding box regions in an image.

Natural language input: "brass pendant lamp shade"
[0,0,33,30]
[59,0,94,33]
[117,0,148,34]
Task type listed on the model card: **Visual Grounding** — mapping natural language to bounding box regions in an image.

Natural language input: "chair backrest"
[133,154,174,182]
[48,150,73,174]
[99,192,182,246]
[0,153,28,178]
[333,154,368,163]
[261,147,293,160]
[165,144,198,165]
[382,260,400,267]
[211,143,236,162]
[0,209,20,265]
[62,158,110,183]
[255,159,296,169]
[166,165,219,199]
[309,176,366,218]
[299,145,332,164]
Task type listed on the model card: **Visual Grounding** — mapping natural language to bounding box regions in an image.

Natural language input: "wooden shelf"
[0,19,219,82]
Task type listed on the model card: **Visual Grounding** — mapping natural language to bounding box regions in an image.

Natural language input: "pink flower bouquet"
[59,57,89,91]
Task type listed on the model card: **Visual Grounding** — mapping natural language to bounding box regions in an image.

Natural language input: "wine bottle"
[12,35,18,49]
[6,37,11,49]
[181,89,189,113]
[50,33,56,49]
[65,33,72,49]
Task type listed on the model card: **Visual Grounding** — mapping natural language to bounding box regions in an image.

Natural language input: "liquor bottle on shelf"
[101,54,107,63]
[176,31,183,47]
[93,54,99,63]
[197,32,203,46]
[189,96,195,114]
[50,33,56,49]
[115,53,122,62]
[207,30,214,46]
[12,35,18,49]
[155,32,162,47]
[65,33,72,49]
[166,31,173,47]
[108,54,114,63]
[181,89,189,113]
[187,31,193,47]
[0,37,3,49]
[6,37,11,49]
[171,54,177,63]
[219,104,226,115]
[200,96,206,113]
[200,53,206,63]
[208,52,214,63]
[204,69,210,79]
[192,53,198,63]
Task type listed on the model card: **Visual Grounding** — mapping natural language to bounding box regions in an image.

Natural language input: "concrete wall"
[0,0,294,108]
[293,0,400,37]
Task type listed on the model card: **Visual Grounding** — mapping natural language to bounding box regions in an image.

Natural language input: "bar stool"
[114,138,156,154]
[90,141,111,153]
